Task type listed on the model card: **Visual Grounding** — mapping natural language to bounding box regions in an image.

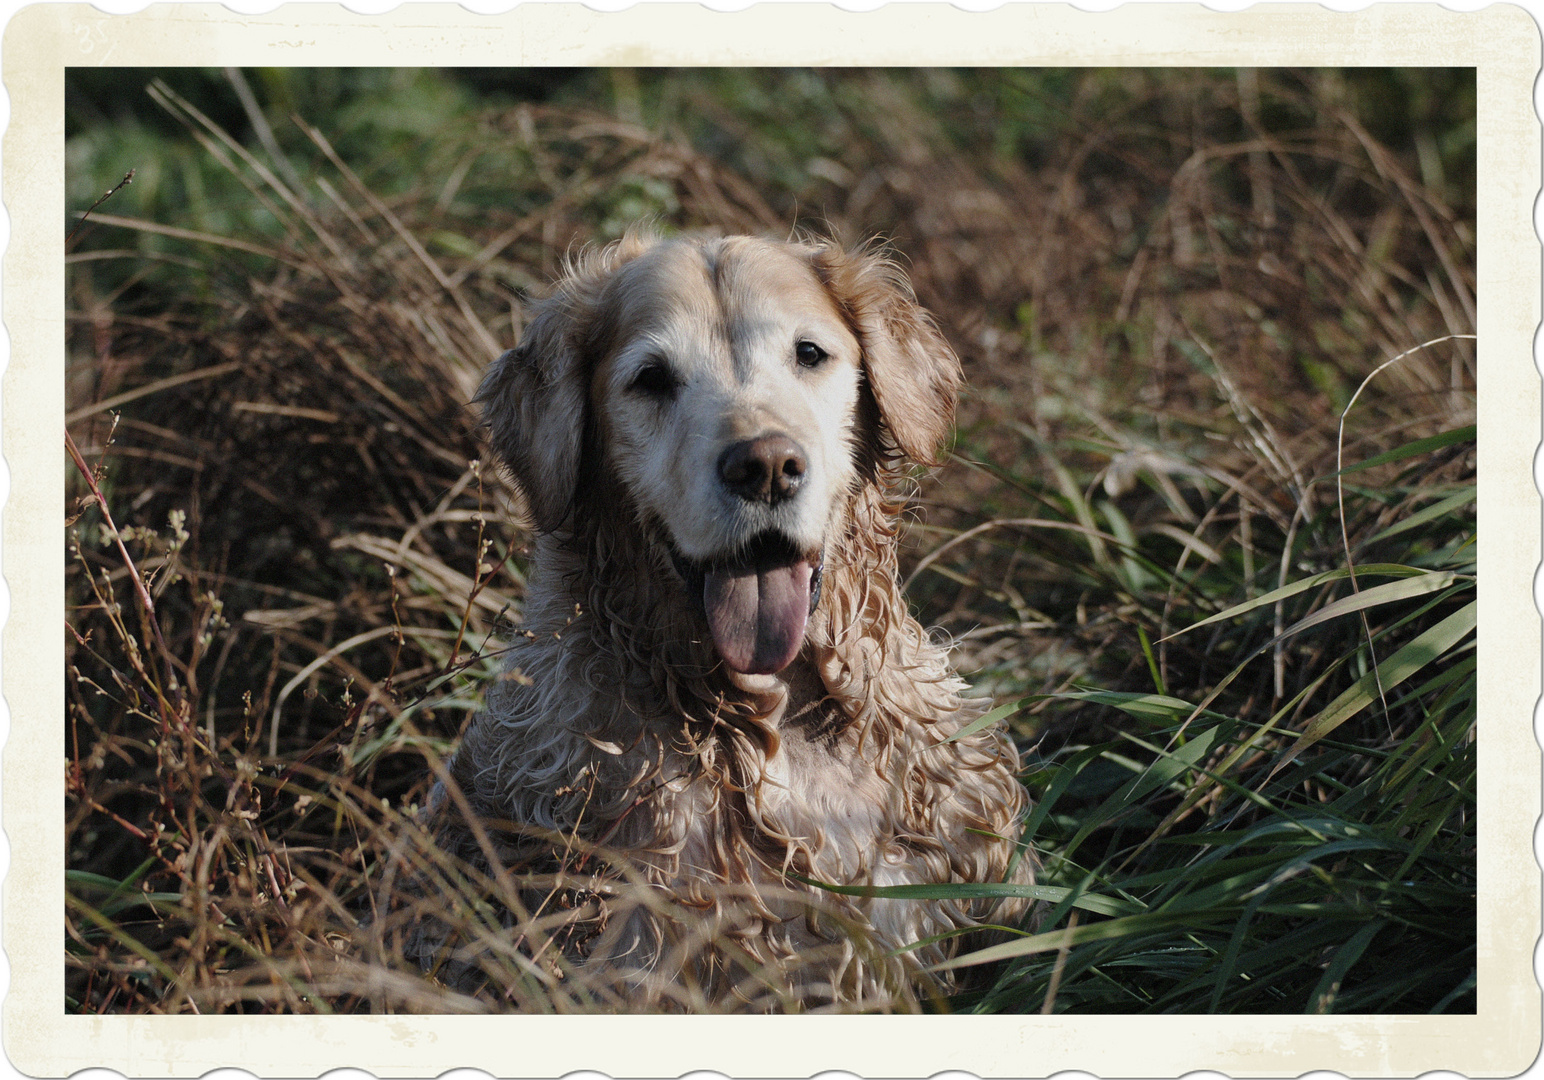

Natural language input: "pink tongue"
[702,560,813,674]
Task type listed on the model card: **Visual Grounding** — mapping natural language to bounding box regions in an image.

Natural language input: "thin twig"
[65,428,181,716]
[66,170,135,249]
[270,624,401,758]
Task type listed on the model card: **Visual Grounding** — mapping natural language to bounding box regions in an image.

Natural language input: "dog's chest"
[724,666,911,880]
[762,728,894,854]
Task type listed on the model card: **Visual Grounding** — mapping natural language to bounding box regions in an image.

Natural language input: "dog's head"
[479,232,960,676]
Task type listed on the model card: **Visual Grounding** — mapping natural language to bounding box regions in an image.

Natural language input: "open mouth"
[670,532,824,676]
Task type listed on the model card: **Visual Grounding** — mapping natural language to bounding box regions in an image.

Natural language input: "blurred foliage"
[68,66,1475,233]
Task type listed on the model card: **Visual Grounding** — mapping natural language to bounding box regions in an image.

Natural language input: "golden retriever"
[421,231,1035,1011]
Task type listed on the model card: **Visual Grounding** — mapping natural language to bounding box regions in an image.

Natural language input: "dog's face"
[590,240,862,674]
[480,234,961,676]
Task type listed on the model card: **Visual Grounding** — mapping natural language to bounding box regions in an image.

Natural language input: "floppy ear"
[811,244,963,466]
[476,310,589,534]
[477,232,657,532]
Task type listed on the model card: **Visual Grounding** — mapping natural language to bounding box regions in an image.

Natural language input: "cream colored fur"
[425,232,1035,1011]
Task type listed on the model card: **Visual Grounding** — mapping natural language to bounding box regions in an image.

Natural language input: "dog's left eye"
[630,362,678,398]
[795,341,828,368]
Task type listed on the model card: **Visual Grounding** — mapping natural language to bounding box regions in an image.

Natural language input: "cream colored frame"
[5,5,1537,1076]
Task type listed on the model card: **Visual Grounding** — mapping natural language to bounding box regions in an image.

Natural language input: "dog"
[419,231,1035,1011]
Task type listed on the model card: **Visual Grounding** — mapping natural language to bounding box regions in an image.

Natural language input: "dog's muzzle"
[671,533,823,675]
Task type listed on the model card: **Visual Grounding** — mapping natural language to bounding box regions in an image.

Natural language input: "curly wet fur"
[419,232,1037,1011]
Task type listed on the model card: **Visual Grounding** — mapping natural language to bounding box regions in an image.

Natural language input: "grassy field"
[64,67,1476,1014]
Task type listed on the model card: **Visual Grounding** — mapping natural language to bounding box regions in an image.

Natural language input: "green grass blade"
[1020,743,1109,842]
[1327,425,1475,478]
[1168,571,1466,779]
[1052,690,1209,724]
[1160,564,1433,641]
[1363,487,1475,546]
[1208,894,1263,1012]
[1306,919,1386,1012]
[946,695,1035,744]
[1272,573,1458,644]
[1033,434,1109,567]
[791,875,1140,916]
[1136,625,1166,696]
[930,909,1237,972]
[1058,725,1223,863]
[1116,685,1316,866]
[1428,970,1477,1013]
[1273,601,1477,776]
[1099,497,1149,591]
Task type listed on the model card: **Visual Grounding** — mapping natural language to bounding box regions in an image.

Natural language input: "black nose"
[718,435,808,505]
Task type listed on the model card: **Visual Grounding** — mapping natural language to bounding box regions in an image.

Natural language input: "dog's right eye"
[795,340,828,368]
[630,362,678,398]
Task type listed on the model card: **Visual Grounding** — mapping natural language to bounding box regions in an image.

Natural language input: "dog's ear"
[476,310,589,533]
[811,244,962,466]
[477,232,656,532]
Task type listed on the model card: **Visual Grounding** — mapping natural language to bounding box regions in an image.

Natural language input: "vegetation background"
[64,67,1476,1014]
